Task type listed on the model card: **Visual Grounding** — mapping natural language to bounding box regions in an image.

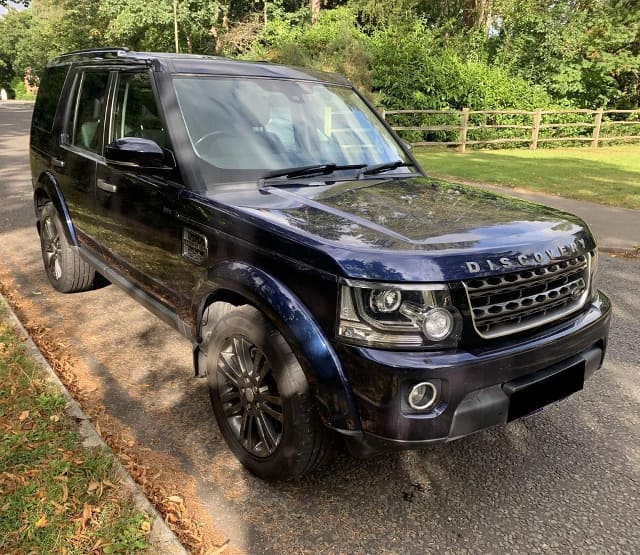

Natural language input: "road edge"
[0,293,189,555]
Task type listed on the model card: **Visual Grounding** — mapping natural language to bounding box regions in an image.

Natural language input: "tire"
[39,202,95,293]
[207,305,335,480]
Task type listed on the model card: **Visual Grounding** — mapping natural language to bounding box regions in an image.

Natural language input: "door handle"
[97,179,117,194]
[51,158,65,169]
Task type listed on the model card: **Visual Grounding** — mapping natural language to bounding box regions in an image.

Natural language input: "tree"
[310,0,320,23]
[7,0,106,80]
[99,0,222,54]
[489,0,640,107]
[0,7,33,88]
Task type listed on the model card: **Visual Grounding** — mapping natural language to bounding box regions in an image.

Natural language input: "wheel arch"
[194,261,361,432]
[33,171,77,246]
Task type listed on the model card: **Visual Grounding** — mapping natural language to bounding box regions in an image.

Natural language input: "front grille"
[463,254,591,339]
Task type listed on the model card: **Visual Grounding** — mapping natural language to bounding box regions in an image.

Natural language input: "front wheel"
[207,305,335,480]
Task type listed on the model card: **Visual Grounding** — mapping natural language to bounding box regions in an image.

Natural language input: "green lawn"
[0,306,150,554]
[413,144,640,209]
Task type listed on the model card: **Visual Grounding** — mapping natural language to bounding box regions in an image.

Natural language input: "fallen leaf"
[166,495,184,504]
[165,512,178,523]
[18,410,29,421]
[35,514,47,528]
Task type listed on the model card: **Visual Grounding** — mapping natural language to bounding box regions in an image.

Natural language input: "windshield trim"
[171,73,353,88]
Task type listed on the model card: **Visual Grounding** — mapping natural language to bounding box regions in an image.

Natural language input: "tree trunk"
[311,0,320,24]
[173,0,179,53]
[463,0,491,30]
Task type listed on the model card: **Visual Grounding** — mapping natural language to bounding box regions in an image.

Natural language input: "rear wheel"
[39,202,95,293]
[207,305,334,480]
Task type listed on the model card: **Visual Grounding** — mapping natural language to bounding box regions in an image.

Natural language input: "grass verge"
[0,305,150,554]
[414,144,640,209]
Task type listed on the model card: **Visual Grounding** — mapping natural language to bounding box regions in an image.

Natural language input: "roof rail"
[57,47,131,59]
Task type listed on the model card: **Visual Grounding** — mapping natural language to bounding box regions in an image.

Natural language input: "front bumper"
[335,292,611,457]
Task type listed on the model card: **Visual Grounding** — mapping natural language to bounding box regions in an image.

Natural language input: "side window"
[70,72,110,153]
[32,65,69,133]
[111,72,167,148]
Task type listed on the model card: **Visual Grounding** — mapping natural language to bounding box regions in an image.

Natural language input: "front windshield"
[172,76,410,180]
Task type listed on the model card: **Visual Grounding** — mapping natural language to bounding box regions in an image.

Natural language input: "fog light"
[408,381,438,410]
[422,308,454,341]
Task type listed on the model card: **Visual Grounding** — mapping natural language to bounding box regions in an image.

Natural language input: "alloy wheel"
[216,335,284,457]
[42,216,63,280]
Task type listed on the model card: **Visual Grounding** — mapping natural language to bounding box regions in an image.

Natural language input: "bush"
[367,21,553,143]
[10,76,33,100]
[247,6,374,97]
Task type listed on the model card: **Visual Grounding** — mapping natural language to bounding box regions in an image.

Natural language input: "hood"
[207,177,595,282]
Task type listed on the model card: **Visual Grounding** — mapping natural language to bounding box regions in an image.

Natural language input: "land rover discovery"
[30,48,611,480]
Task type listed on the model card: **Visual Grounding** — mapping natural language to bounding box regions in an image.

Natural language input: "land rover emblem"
[571,279,587,299]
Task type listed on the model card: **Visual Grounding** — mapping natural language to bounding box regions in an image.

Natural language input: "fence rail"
[381,108,640,151]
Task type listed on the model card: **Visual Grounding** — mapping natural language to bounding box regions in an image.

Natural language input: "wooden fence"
[381,108,640,152]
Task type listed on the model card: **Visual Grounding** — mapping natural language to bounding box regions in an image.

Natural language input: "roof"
[48,48,351,86]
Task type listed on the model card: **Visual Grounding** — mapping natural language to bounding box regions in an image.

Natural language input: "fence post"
[530,109,542,150]
[459,108,470,153]
[591,108,604,148]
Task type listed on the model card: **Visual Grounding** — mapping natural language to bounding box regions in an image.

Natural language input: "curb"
[0,294,189,555]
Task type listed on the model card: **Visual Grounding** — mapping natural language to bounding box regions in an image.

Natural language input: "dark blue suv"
[30,48,611,480]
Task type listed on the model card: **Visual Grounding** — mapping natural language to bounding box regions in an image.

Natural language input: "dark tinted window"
[71,72,110,153]
[111,72,167,148]
[32,66,69,132]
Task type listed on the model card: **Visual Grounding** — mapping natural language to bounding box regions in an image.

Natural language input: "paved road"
[1,102,639,554]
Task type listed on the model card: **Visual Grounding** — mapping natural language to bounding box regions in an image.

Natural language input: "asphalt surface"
[1,102,639,554]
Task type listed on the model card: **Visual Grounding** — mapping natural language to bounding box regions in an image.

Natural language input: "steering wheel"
[194,130,234,152]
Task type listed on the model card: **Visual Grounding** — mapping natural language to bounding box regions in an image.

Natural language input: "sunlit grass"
[0,308,150,554]
[414,144,640,209]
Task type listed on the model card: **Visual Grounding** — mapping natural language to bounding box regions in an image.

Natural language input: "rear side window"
[70,72,110,153]
[32,66,69,133]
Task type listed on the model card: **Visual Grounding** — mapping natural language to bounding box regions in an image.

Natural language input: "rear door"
[56,69,111,245]
[94,69,185,313]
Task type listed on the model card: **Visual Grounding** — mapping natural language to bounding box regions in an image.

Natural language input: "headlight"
[337,280,462,348]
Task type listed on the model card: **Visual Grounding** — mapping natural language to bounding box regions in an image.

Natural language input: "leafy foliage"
[1,0,638,114]
[489,0,640,108]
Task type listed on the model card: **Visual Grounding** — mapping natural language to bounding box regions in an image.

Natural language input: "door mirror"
[105,137,175,170]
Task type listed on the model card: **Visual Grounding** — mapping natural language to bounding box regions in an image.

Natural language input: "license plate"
[505,361,585,422]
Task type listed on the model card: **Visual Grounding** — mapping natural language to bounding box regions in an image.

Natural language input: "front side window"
[111,72,167,148]
[173,76,408,179]
[70,72,110,153]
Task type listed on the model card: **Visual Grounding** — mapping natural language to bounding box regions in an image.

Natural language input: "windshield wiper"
[260,163,366,182]
[357,160,412,178]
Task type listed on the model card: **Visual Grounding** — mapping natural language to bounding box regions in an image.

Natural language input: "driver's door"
[94,69,184,311]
